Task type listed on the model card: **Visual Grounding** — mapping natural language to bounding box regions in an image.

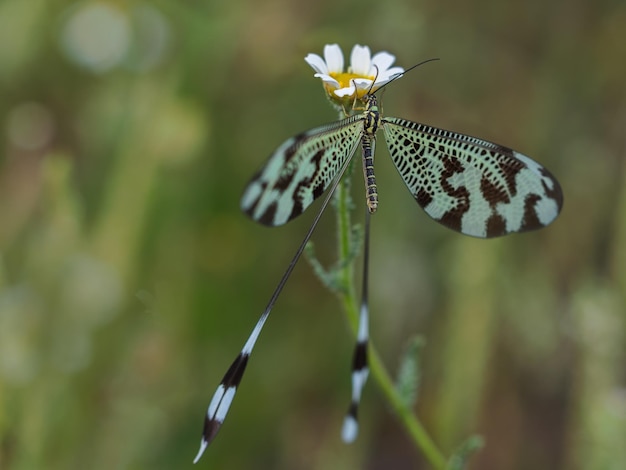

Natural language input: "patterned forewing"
[241,117,363,226]
[382,118,563,238]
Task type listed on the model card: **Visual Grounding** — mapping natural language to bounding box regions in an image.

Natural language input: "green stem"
[334,174,447,470]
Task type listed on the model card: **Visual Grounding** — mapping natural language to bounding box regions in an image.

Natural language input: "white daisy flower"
[304,44,404,103]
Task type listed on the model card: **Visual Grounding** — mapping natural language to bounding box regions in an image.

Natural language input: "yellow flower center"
[327,72,376,97]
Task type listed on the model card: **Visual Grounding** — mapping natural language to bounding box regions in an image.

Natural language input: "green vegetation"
[1,1,624,469]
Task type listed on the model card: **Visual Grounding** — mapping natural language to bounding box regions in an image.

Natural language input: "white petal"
[353,78,374,91]
[376,66,405,84]
[304,53,328,74]
[373,78,392,89]
[324,44,344,74]
[349,44,371,76]
[334,84,356,97]
[371,51,396,74]
[382,66,405,78]
[313,73,340,87]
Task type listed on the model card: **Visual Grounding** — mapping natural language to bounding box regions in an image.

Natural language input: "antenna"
[373,57,440,95]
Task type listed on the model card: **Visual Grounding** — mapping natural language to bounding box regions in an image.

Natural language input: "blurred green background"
[1,0,625,469]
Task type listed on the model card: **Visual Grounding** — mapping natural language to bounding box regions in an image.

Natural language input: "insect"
[194,62,563,463]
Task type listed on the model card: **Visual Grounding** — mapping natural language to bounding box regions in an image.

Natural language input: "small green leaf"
[304,241,342,291]
[304,223,363,294]
[447,435,484,470]
[395,336,425,408]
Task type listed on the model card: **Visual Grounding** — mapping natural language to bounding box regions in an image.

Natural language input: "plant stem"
[334,176,447,470]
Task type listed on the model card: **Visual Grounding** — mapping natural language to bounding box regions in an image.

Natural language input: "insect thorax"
[362,94,381,136]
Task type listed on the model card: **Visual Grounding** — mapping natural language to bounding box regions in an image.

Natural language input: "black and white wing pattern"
[241,116,364,226]
[195,91,564,464]
[381,118,563,238]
